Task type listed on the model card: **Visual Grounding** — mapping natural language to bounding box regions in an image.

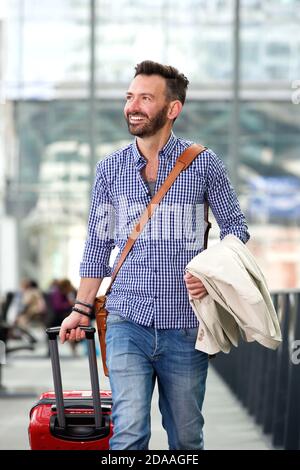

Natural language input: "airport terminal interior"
[0,0,300,451]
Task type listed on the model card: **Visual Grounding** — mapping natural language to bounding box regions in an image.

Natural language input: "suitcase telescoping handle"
[46,326,102,430]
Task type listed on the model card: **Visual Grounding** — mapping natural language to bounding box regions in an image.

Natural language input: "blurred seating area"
[0,278,77,357]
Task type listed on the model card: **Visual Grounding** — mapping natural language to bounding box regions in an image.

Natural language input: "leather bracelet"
[72,307,91,318]
[74,299,94,310]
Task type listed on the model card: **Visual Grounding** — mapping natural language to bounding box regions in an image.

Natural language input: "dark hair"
[134,60,189,105]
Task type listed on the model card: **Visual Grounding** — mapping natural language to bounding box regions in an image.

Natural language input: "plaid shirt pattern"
[80,132,250,329]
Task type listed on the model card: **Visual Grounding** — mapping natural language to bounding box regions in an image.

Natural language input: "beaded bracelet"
[72,307,91,318]
[74,299,94,310]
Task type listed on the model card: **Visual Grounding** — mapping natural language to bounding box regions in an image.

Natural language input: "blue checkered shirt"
[80,132,250,329]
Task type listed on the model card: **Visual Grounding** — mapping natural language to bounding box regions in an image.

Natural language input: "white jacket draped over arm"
[185,235,282,355]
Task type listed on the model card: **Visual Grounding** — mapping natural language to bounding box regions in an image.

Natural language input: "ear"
[168,100,183,121]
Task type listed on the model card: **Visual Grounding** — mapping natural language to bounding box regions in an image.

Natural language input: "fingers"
[190,290,208,300]
[59,324,67,344]
[184,273,205,290]
[187,284,207,299]
[184,272,208,299]
[65,327,85,343]
[189,290,207,299]
[184,272,193,281]
[75,327,82,342]
[68,328,77,342]
[186,278,204,288]
[188,287,207,295]
[59,320,86,344]
[184,272,204,286]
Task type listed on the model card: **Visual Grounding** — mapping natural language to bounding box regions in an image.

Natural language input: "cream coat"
[185,235,282,355]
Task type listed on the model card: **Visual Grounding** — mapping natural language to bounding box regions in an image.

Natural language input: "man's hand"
[59,312,90,344]
[184,272,208,299]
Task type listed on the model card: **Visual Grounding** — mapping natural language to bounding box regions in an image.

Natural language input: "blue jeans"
[106,314,209,450]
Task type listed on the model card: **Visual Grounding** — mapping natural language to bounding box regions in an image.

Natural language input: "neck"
[136,127,172,162]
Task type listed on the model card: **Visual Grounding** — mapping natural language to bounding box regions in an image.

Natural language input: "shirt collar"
[132,131,178,169]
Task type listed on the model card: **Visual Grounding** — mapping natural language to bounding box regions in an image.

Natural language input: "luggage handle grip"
[46,326,95,340]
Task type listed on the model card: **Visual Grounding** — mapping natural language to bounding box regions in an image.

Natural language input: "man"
[60,60,250,450]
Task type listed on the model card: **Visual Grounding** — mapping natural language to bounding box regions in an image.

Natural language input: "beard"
[126,103,169,138]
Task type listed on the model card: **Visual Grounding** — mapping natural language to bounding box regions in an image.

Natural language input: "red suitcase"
[28,326,113,450]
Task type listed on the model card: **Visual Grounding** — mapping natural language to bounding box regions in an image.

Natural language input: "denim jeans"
[106,314,209,450]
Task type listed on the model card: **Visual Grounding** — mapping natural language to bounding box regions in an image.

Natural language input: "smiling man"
[60,60,250,450]
[126,75,174,137]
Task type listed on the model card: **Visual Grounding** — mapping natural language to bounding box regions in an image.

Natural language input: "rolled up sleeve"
[79,163,115,278]
[206,151,250,244]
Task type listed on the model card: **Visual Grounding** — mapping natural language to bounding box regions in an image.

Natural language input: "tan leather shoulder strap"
[105,143,209,294]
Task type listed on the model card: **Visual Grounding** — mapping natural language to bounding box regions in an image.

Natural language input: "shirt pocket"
[164,170,206,205]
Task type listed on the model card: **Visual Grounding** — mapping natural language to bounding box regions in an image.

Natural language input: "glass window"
[1,0,300,292]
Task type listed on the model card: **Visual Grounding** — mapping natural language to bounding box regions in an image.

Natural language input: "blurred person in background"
[14,279,46,329]
[48,279,76,323]
[48,279,78,356]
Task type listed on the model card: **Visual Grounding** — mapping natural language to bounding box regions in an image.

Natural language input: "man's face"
[124,74,171,138]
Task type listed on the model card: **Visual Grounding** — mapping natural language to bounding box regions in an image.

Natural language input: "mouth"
[128,115,147,125]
